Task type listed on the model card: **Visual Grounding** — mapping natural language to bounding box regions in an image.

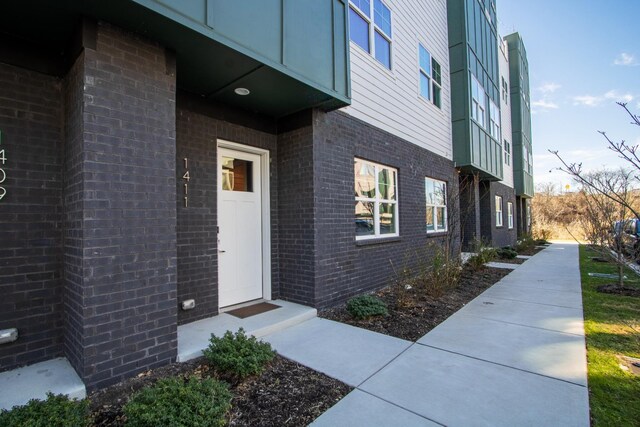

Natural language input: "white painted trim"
[217,139,272,304]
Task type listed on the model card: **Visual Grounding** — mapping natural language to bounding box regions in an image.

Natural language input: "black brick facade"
[63,23,178,391]
[480,181,517,247]
[175,93,279,325]
[0,62,64,371]
[276,110,459,308]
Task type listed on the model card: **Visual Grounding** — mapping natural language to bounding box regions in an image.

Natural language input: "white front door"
[218,147,263,308]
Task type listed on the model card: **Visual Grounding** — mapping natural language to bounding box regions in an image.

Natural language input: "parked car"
[612,219,640,262]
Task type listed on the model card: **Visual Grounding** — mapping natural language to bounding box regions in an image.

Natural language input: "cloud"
[614,52,638,66]
[604,90,634,103]
[573,95,602,107]
[538,82,561,94]
[532,99,559,110]
[573,91,634,107]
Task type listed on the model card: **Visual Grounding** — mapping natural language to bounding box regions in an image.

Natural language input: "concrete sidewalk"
[266,243,590,426]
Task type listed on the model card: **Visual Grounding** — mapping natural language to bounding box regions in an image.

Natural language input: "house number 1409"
[0,131,6,201]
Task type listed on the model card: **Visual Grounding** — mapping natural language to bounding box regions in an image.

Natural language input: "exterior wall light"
[234,88,250,96]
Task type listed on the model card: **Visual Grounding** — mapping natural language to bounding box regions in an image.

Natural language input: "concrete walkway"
[265,243,590,426]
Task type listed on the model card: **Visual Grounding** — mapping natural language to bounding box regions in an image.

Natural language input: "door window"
[221,157,253,192]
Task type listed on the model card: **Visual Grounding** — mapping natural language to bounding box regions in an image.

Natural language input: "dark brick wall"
[310,110,459,308]
[0,62,64,371]
[480,181,517,247]
[276,112,316,306]
[63,22,178,391]
[458,174,481,250]
[176,93,279,324]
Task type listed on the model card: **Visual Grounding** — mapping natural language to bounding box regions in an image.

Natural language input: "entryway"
[217,141,271,308]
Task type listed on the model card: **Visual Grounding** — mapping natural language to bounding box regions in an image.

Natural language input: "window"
[501,77,508,104]
[419,44,442,108]
[471,75,486,127]
[495,195,503,227]
[355,158,398,239]
[507,202,514,229]
[489,100,500,139]
[349,0,392,69]
[504,140,511,166]
[426,178,447,233]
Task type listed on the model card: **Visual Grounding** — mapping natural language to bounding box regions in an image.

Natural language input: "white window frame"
[495,195,503,227]
[426,177,448,233]
[489,99,500,139]
[504,140,511,166]
[507,202,514,229]
[501,77,509,105]
[471,75,486,128]
[419,44,442,108]
[355,158,399,240]
[349,0,393,69]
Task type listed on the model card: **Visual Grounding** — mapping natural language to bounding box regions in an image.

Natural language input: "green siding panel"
[208,0,282,64]
[284,0,333,91]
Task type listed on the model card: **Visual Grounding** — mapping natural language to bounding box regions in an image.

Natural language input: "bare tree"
[550,102,640,288]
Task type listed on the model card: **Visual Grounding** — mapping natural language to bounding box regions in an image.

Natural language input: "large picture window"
[419,44,442,108]
[355,158,398,239]
[489,100,500,139]
[495,195,503,227]
[426,178,447,233]
[349,0,393,69]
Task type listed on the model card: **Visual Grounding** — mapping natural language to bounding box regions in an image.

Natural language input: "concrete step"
[0,357,86,411]
[177,299,316,362]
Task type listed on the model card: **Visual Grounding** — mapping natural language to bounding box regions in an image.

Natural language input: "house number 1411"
[182,157,189,208]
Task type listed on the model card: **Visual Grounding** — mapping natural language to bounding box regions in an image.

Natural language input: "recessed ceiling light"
[234,87,250,96]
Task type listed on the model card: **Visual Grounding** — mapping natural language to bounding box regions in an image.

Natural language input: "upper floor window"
[349,0,393,69]
[471,75,486,128]
[419,45,442,108]
[489,100,500,139]
[355,158,398,239]
[504,140,511,166]
[501,77,509,104]
[426,178,447,233]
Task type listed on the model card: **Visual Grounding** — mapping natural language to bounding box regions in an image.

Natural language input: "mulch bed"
[495,256,526,264]
[596,284,640,298]
[518,246,546,256]
[89,355,351,427]
[320,265,512,341]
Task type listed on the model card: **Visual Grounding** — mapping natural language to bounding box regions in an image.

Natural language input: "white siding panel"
[341,0,453,160]
[499,38,514,188]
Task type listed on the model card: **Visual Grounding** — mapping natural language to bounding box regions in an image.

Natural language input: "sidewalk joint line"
[355,388,447,426]
[479,295,582,310]
[448,313,585,337]
[356,342,416,388]
[415,343,587,388]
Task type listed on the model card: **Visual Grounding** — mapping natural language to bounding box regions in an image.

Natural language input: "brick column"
[63,22,177,390]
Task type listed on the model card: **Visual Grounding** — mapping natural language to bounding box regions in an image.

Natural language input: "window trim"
[419,44,443,108]
[349,0,393,69]
[504,140,511,166]
[355,158,399,240]
[489,99,500,140]
[426,177,448,234]
[495,195,503,227]
[507,201,514,229]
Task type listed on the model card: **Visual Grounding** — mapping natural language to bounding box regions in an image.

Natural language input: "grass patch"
[579,245,640,426]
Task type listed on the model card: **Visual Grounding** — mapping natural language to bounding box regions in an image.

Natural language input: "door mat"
[227,302,281,319]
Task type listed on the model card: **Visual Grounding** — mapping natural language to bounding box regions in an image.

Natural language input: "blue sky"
[498,0,640,191]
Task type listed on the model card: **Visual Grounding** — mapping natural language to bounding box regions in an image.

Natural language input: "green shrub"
[497,246,518,259]
[516,234,536,252]
[346,294,388,319]
[203,328,275,380]
[0,393,89,427]
[467,239,497,270]
[123,377,231,427]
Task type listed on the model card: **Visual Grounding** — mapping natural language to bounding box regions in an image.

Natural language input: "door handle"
[218,249,226,253]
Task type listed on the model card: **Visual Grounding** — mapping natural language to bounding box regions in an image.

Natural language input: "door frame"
[217,139,272,306]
